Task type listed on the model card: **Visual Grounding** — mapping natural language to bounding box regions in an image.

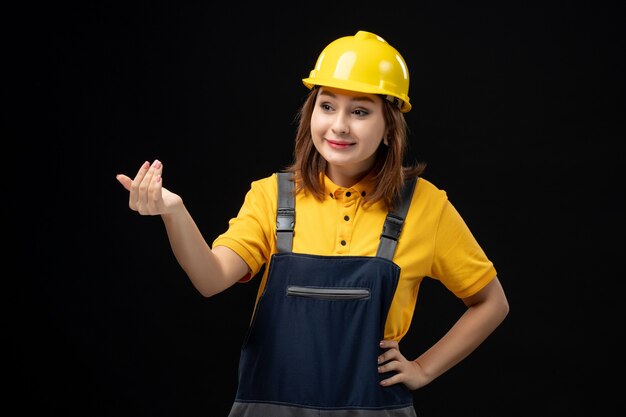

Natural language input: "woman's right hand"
[116,159,183,216]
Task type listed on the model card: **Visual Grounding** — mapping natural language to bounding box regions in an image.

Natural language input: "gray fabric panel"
[228,402,417,417]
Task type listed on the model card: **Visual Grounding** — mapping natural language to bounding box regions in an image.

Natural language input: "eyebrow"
[318,90,377,105]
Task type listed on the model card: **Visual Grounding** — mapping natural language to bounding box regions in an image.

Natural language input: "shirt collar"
[323,172,374,200]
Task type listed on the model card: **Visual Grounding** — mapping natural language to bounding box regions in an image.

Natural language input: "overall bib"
[228,173,418,417]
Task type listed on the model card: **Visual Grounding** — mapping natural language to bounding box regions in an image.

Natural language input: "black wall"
[9,1,624,416]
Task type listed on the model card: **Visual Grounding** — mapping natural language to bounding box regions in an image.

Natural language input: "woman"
[116,30,509,417]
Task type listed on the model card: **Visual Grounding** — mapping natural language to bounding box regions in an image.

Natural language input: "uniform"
[213,172,497,416]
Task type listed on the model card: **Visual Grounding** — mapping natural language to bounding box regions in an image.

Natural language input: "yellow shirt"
[212,173,497,341]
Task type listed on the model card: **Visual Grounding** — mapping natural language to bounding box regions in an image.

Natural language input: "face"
[311,86,386,185]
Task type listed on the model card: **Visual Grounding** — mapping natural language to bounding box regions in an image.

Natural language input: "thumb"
[116,174,132,191]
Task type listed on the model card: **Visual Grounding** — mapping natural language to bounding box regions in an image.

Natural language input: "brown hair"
[285,88,426,209]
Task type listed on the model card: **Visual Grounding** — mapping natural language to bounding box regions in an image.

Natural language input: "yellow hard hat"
[302,30,411,112]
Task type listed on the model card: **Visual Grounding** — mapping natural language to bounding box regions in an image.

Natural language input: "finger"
[132,161,151,183]
[378,340,400,364]
[378,358,401,374]
[129,161,150,210]
[379,371,405,387]
[115,174,133,191]
[380,340,399,350]
[137,160,160,212]
[147,160,164,211]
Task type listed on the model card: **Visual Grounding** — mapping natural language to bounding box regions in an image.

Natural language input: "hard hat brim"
[302,77,412,113]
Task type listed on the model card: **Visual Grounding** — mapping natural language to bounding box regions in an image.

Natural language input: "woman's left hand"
[377,340,430,390]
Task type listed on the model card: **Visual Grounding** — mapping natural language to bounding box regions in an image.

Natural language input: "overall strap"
[276,171,295,253]
[376,177,418,260]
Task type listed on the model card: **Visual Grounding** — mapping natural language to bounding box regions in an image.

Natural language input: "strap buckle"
[380,214,404,241]
[276,208,295,232]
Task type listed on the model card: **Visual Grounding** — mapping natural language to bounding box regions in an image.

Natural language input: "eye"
[319,103,334,111]
[353,109,369,117]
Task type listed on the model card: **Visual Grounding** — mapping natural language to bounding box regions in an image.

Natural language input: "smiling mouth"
[326,139,355,149]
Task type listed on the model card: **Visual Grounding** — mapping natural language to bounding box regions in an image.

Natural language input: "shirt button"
[340,240,347,246]
[329,192,334,198]
[345,191,351,197]
[344,215,350,221]
[361,191,366,197]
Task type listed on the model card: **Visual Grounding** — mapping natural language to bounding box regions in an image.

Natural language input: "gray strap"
[276,171,295,253]
[376,177,418,260]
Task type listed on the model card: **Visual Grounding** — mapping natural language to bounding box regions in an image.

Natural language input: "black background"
[8,1,624,416]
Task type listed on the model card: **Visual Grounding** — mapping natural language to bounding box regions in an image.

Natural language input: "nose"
[331,112,350,135]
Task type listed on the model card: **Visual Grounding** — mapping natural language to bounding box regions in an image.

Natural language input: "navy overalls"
[228,172,418,417]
